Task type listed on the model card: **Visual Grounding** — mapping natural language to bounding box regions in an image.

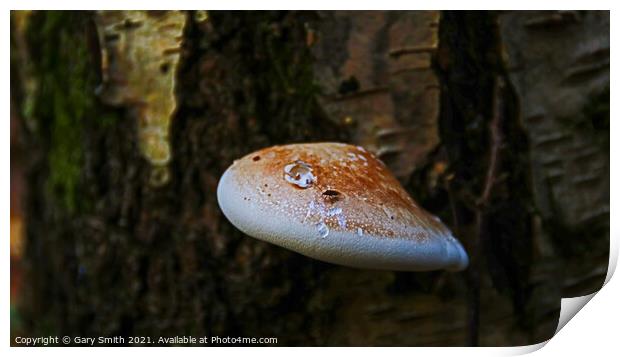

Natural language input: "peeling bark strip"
[95,11,187,186]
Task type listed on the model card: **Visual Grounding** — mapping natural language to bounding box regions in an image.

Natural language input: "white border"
[4,2,617,357]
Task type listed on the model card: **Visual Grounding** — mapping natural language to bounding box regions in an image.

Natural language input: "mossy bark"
[12,10,609,346]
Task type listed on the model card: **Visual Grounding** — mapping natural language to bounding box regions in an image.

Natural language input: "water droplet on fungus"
[284,160,315,188]
[316,221,329,238]
[327,207,342,216]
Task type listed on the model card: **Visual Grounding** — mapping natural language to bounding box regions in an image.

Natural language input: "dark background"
[10,10,609,346]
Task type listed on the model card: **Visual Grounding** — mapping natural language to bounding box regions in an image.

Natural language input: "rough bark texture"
[11,10,609,346]
[498,11,610,298]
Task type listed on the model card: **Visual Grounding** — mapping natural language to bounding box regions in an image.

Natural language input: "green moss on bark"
[26,11,101,212]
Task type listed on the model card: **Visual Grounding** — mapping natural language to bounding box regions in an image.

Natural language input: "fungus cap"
[217,142,469,271]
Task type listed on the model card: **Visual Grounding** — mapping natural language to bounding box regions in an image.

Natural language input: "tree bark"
[11,10,609,346]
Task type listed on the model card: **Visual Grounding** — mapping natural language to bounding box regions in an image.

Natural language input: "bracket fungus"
[217,143,469,272]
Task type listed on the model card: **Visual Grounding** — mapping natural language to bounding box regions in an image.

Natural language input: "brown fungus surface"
[218,142,468,271]
[231,143,447,240]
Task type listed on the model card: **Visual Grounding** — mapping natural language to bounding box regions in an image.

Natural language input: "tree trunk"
[11,10,609,346]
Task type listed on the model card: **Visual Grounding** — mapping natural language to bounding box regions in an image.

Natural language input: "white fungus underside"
[218,168,469,272]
